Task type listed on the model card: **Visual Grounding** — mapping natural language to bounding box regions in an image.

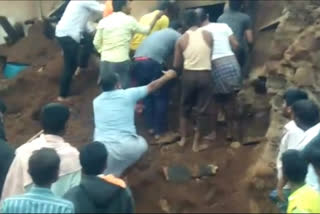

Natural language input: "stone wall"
[246,0,320,212]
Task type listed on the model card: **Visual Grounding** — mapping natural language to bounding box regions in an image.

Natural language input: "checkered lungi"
[211,55,242,94]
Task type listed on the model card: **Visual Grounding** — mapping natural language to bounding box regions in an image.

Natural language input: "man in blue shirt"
[133,22,182,141]
[1,148,74,213]
[93,69,177,176]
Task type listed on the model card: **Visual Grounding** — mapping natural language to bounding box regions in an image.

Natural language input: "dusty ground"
[0,0,287,209]
[0,22,274,213]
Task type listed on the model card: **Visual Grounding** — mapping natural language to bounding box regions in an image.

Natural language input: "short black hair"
[158,0,171,11]
[80,142,108,175]
[40,103,70,134]
[183,9,201,29]
[169,20,182,31]
[28,148,60,186]
[100,71,119,91]
[0,99,7,114]
[302,134,320,169]
[283,89,308,107]
[112,0,128,12]
[195,8,208,23]
[292,100,319,129]
[282,150,308,184]
[229,0,244,11]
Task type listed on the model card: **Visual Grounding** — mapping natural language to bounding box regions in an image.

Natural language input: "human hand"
[162,69,177,79]
[155,11,165,20]
[277,187,285,202]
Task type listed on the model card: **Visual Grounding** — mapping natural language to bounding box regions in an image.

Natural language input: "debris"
[162,165,192,183]
[151,132,180,145]
[259,13,288,32]
[37,67,44,73]
[230,141,241,149]
[242,136,266,145]
[163,164,219,183]
[0,16,23,45]
[205,187,216,203]
[197,164,219,177]
[159,199,171,213]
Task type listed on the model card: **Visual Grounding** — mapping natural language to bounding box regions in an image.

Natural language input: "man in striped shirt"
[1,148,74,213]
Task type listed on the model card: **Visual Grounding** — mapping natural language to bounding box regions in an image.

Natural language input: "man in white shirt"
[277,89,309,183]
[196,8,241,142]
[55,0,105,101]
[1,103,81,201]
[276,100,320,212]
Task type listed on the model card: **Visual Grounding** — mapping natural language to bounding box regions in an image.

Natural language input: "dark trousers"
[181,71,212,135]
[235,47,249,78]
[56,35,92,97]
[100,60,131,89]
[133,59,169,135]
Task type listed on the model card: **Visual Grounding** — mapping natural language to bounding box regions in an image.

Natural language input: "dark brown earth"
[0,1,283,211]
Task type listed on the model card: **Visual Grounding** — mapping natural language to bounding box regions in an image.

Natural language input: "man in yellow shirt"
[280,150,320,214]
[130,1,173,52]
[93,0,164,88]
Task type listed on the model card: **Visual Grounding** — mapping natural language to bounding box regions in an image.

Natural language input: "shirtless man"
[173,9,213,152]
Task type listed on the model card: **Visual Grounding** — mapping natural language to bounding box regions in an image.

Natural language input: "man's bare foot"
[192,143,209,152]
[204,131,217,141]
[177,137,186,147]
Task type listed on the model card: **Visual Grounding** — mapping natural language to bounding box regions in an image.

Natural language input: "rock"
[205,187,216,203]
[243,137,267,145]
[230,141,241,149]
[293,66,315,87]
[159,199,171,213]
[266,75,287,91]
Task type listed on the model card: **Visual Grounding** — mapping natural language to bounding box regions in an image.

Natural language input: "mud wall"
[246,0,320,212]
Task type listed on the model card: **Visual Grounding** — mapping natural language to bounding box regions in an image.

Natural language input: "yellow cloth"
[103,0,113,17]
[94,12,149,62]
[287,185,320,213]
[130,10,169,50]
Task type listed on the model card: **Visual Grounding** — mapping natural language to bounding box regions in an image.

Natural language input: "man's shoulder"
[53,196,74,208]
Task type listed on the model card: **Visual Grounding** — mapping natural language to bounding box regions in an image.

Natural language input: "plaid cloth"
[212,55,242,94]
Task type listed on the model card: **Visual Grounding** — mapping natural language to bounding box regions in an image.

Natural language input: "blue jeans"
[269,189,291,213]
[133,59,169,135]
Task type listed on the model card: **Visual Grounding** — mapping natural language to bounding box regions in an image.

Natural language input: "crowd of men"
[3,0,320,213]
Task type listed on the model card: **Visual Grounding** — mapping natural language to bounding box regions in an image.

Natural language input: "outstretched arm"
[147,70,177,95]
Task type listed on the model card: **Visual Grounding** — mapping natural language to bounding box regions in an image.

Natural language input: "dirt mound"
[0,15,273,213]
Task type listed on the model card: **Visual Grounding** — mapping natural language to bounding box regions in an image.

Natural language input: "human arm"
[147,11,166,34]
[93,28,103,53]
[84,1,105,13]
[147,70,177,95]
[245,29,254,51]
[277,175,288,202]
[202,30,213,61]
[172,38,184,75]
[229,35,239,52]
[244,16,254,50]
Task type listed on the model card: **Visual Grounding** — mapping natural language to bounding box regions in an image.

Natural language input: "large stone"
[293,66,315,87]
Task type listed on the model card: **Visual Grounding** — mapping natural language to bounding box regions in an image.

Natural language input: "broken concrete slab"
[230,141,241,149]
[163,164,218,183]
[259,13,288,32]
[242,136,267,145]
[0,16,22,45]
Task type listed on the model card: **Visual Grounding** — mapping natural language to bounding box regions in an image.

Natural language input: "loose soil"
[0,1,281,209]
